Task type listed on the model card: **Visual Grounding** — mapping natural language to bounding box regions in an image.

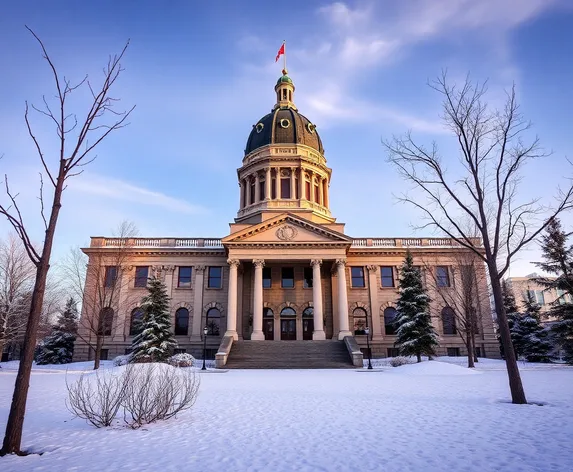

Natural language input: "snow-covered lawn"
[1,359,572,472]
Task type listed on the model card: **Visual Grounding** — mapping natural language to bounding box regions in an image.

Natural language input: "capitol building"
[74,71,499,368]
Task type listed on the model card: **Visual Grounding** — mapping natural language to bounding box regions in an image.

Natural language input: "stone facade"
[73,71,500,363]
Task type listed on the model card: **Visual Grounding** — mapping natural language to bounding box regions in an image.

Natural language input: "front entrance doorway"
[302,307,314,340]
[281,319,296,340]
[263,307,274,340]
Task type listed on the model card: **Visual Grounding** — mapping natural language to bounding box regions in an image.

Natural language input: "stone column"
[318,177,324,206]
[311,260,326,340]
[336,259,352,339]
[225,259,240,340]
[254,172,260,203]
[191,265,205,341]
[239,181,243,209]
[309,172,315,202]
[275,167,281,200]
[265,167,272,200]
[290,167,296,199]
[298,169,304,201]
[246,178,251,206]
[251,259,265,340]
[367,265,382,340]
[163,265,175,299]
[324,180,329,208]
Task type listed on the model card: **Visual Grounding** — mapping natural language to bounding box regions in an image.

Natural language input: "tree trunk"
[416,353,421,363]
[488,265,527,404]
[93,335,103,370]
[466,334,475,368]
[1,177,64,455]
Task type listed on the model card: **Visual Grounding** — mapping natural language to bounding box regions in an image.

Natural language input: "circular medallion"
[307,122,316,133]
[276,225,298,241]
[255,122,264,133]
[279,118,291,129]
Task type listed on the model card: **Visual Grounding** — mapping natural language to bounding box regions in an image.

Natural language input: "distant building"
[73,71,499,367]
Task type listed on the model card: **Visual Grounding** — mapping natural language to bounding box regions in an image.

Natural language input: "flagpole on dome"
[283,40,287,74]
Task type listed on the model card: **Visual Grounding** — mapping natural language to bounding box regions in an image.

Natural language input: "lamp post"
[365,326,373,370]
[202,326,208,371]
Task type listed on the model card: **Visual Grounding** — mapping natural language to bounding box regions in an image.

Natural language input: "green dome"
[277,74,293,85]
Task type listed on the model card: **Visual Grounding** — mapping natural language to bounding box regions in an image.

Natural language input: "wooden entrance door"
[263,318,274,340]
[280,319,296,340]
[302,318,314,340]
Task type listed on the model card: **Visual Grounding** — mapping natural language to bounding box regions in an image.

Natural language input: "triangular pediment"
[223,213,351,246]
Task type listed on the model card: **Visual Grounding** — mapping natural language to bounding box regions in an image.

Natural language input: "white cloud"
[67,174,208,215]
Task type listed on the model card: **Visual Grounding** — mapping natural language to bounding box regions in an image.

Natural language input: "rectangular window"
[104,266,118,288]
[208,267,222,289]
[100,349,109,361]
[259,180,265,200]
[250,182,255,204]
[447,347,460,357]
[314,185,320,203]
[281,178,290,199]
[281,267,294,288]
[271,178,277,199]
[535,290,545,305]
[263,267,272,289]
[351,267,365,288]
[381,266,394,287]
[436,266,450,287]
[303,267,313,288]
[134,266,149,288]
[305,181,311,200]
[387,348,400,358]
[178,267,192,288]
[475,347,482,358]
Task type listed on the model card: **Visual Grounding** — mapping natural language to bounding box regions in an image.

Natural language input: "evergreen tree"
[130,277,177,363]
[534,218,573,363]
[394,251,439,362]
[35,298,78,365]
[519,292,552,362]
[500,280,520,359]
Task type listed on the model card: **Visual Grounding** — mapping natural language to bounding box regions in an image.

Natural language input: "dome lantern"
[274,69,296,110]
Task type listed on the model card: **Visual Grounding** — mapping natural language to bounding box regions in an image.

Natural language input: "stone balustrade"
[90,237,223,248]
[350,237,481,248]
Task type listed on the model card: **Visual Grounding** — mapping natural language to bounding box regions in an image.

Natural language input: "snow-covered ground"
[1,359,572,472]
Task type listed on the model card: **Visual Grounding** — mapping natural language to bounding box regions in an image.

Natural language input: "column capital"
[162,265,176,274]
[227,259,240,268]
[335,259,346,268]
[252,259,265,268]
[194,265,206,273]
[311,259,322,267]
[366,265,378,273]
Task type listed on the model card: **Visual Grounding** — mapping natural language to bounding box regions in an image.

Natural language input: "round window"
[255,122,264,133]
[307,123,316,133]
[279,119,290,129]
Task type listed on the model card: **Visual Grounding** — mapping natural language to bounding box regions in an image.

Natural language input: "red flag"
[275,43,285,62]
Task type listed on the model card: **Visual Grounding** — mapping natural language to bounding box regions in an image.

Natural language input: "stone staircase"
[224,340,354,369]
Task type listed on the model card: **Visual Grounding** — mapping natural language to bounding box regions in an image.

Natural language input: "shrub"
[112,354,131,367]
[168,353,195,367]
[66,363,200,429]
[389,356,413,367]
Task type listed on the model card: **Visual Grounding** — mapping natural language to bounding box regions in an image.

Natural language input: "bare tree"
[0,27,134,455]
[384,72,573,404]
[424,250,489,368]
[61,221,138,369]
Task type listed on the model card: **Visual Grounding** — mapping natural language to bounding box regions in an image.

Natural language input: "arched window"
[442,307,457,335]
[384,307,397,335]
[353,307,367,335]
[280,307,296,317]
[302,307,313,317]
[263,307,274,317]
[206,308,221,336]
[98,307,114,336]
[175,308,189,336]
[129,307,144,336]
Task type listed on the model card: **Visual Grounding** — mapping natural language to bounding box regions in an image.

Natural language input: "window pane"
[384,307,397,335]
[351,267,365,288]
[134,266,148,288]
[175,308,189,335]
[281,178,290,199]
[263,267,272,289]
[381,266,394,287]
[259,180,266,200]
[353,308,367,335]
[303,267,313,288]
[208,267,222,288]
[302,307,313,317]
[436,266,450,287]
[282,267,294,288]
[129,308,144,336]
[178,267,192,287]
[206,308,221,335]
[104,266,117,288]
[442,307,457,335]
[281,307,296,317]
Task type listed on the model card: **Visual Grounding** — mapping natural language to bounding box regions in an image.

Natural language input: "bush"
[389,356,413,367]
[168,353,195,367]
[66,363,200,429]
[112,354,131,367]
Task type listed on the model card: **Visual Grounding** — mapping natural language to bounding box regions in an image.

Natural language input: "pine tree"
[534,218,573,363]
[499,280,520,359]
[519,292,552,362]
[394,251,439,362]
[35,298,78,365]
[130,277,177,363]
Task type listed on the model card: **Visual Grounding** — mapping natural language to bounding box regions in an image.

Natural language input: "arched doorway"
[280,307,296,340]
[263,307,274,340]
[302,307,314,340]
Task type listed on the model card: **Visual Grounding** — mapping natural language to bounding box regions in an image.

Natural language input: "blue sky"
[1,0,572,276]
